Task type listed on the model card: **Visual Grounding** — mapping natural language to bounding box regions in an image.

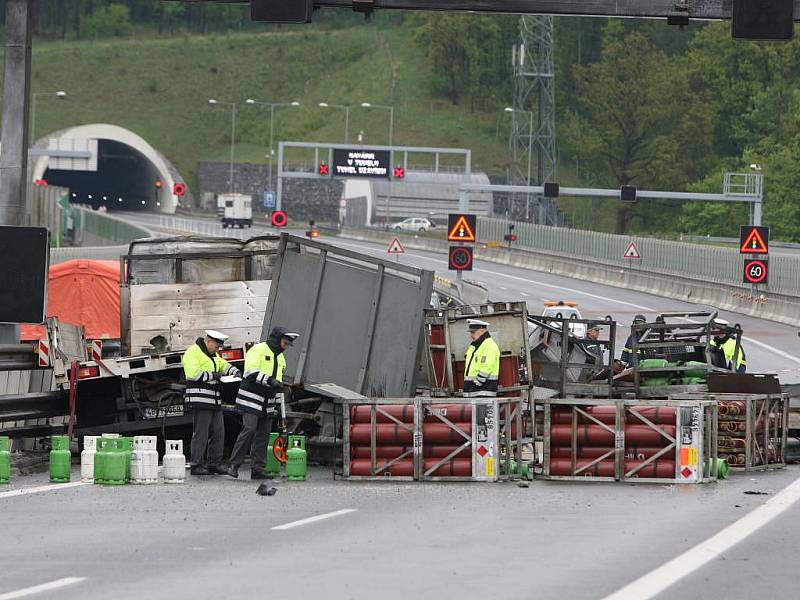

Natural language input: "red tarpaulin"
[20,259,121,341]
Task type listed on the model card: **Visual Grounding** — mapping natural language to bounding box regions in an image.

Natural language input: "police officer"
[182,330,242,476]
[463,319,501,397]
[583,324,603,362]
[226,326,299,479]
[620,314,647,367]
[710,319,747,373]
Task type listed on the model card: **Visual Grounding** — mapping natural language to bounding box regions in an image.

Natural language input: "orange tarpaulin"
[20,259,122,341]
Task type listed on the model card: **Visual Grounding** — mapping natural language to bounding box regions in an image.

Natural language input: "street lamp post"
[208,98,237,192]
[361,102,395,224]
[360,102,394,147]
[318,102,350,143]
[505,106,534,220]
[31,90,66,144]
[244,99,301,195]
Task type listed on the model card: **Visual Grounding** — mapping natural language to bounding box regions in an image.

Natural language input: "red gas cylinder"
[350,422,472,445]
[550,406,677,426]
[498,354,520,387]
[452,360,465,391]
[548,459,676,478]
[351,445,471,459]
[350,404,474,424]
[349,457,472,477]
[549,424,676,446]
[549,446,669,460]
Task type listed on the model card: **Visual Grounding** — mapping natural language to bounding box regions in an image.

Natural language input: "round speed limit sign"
[743,259,768,284]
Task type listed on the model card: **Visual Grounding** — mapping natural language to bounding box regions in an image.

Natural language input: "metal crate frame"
[629,311,740,396]
[674,392,788,471]
[335,396,526,482]
[540,398,718,484]
[423,302,533,398]
[527,315,617,398]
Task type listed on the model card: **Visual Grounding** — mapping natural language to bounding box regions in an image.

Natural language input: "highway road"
[120,211,800,383]
[2,465,799,600]
[3,211,799,600]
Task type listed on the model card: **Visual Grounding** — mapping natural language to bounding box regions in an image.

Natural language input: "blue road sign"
[262,191,276,208]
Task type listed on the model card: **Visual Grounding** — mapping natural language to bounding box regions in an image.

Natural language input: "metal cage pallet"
[527,315,617,398]
[540,398,719,484]
[423,302,533,398]
[335,397,527,482]
[673,392,788,471]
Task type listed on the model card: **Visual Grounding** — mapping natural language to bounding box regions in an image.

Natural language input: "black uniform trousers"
[229,411,274,470]
[190,407,225,467]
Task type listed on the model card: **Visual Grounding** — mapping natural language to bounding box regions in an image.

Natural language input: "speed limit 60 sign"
[448,246,473,271]
[743,259,768,284]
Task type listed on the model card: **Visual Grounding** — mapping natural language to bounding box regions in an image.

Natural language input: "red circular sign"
[172,182,186,197]
[271,210,288,228]
[743,259,768,284]
[449,246,473,271]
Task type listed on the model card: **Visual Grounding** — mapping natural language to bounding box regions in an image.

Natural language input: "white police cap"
[467,319,491,330]
[205,330,229,343]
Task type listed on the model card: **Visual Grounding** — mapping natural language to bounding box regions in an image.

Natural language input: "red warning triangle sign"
[740,228,768,254]
[623,241,641,259]
[447,215,476,242]
[387,237,405,254]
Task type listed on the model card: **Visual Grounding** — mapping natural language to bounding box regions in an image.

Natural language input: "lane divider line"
[601,475,800,600]
[0,577,87,600]
[272,508,358,530]
[0,481,88,500]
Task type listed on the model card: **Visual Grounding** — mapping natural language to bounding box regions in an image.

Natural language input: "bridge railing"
[70,206,152,247]
[477,217,800,296]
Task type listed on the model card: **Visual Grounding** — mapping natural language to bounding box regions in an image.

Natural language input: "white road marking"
[601,475,800,600]
[272,509,357,530]
[333,238,800,366]
[0,577,86,600]
[0,481,88,500]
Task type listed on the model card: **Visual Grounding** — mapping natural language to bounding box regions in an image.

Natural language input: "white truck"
[219,193,252,228]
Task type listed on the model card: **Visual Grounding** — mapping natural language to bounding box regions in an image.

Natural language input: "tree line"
[406,14,800,240]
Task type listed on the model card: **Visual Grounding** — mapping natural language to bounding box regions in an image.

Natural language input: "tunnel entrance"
[44,140,162,211]
[31,123,183,214]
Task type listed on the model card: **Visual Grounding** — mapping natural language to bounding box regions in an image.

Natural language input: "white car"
[542,302,586,338]
[392,217,434,233]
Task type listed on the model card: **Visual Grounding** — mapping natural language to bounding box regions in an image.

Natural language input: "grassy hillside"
[22,25,511,190]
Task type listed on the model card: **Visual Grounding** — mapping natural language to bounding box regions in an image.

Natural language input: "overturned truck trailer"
[262,234,434,458]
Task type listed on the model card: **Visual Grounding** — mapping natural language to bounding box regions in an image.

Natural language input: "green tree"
[569,23,716,233]
[405,13,513,108]
[83,3,133,38]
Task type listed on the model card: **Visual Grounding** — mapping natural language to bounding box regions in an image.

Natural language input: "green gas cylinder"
[100,438,127,485]
[286,437,307,481]
[94,437,112,483]
[50,435,71,483]
[639,358,672,386]
[120,437,133,482]
[0,436,11,484]
[266,432,281,477]
[704,457,730,480]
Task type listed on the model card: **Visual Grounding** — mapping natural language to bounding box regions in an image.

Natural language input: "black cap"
[633,314,646,324]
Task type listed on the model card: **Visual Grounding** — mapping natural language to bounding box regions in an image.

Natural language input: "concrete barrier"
[340,228,800,327]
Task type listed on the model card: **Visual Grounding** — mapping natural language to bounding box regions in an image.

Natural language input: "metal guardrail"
[478,217,800,295]
[72,207,152,246]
